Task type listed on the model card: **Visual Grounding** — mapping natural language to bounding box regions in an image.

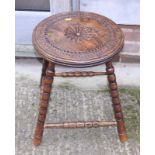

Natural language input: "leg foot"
[33,62,55,146]
[106,61,128,142]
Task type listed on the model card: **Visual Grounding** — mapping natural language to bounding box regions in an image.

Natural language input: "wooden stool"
[32,11,128,146]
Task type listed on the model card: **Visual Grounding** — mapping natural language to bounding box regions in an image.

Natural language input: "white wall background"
[16,0,140,44]
[80,0,140,25]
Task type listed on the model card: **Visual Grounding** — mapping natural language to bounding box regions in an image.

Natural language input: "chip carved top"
[64,23,99,42]
[33,12,124,67]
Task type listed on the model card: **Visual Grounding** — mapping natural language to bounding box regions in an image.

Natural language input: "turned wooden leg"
[106,61,128,142]
[40,59,49,87]
[33,62,55,146]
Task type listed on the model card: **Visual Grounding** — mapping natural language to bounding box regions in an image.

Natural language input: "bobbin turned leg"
[33,62,55,146]
[106,61,128,142]
[40,59,49,87]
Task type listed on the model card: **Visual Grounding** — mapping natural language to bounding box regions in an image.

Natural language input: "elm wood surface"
[43,70,107,77]
[40,59,48,86]
[33,61,128,145]
[33,11,124,67]
[106,62,128,142]
[44,121,117,128]
[33,62,55,146]
[32,11,127,146]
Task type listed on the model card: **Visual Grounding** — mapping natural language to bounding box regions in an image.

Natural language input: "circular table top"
[33,11,124,67]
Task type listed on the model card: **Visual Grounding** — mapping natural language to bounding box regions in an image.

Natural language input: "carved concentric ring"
[33,11,124,67]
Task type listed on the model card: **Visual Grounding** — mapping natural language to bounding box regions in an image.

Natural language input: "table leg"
[40,59,49,87]
[33,62,55,146]
[106,61,128,142]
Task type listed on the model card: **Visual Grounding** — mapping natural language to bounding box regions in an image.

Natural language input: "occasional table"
[32,11,128,146]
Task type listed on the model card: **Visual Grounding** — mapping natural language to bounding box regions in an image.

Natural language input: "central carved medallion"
[64,23,99,42]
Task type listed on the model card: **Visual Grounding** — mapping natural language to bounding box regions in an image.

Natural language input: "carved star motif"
[64,23,98,41]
